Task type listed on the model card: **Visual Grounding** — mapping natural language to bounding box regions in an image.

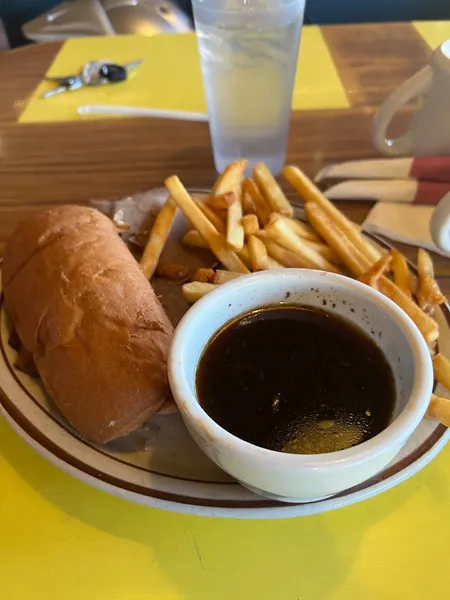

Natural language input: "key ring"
[41,59,144,99]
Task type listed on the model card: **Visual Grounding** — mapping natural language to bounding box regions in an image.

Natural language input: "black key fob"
[100,63,127,83]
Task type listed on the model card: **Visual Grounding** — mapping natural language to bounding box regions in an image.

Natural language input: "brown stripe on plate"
[321,23,430,108]
[2,363,446,510]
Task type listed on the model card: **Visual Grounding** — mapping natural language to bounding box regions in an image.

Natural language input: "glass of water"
[192,0,305,175]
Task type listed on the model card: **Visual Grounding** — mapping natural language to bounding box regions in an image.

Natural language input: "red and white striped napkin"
[316,157,450,183]
[325,180,450,205]
[315,157,450,257]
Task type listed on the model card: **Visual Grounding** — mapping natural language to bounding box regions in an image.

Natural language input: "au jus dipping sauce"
[196,306,395,454]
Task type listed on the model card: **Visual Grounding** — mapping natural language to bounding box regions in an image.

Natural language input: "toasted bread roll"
[3,206,173,444]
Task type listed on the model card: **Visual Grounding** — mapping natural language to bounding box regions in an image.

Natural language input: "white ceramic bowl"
[169,270,433,502]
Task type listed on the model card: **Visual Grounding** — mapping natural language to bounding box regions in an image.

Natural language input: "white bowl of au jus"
[169,269,433,502]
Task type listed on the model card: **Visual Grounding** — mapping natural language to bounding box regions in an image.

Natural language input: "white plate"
[0,203,449,518]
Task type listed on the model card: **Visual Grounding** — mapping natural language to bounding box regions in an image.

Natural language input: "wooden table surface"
[1,23,446,283]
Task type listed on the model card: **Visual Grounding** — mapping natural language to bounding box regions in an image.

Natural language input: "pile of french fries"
[139,159,450,428]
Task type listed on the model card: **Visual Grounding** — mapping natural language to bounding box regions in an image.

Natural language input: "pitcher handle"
[372,66,433,157]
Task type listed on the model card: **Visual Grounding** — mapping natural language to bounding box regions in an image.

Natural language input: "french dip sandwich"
[2,205,173,444]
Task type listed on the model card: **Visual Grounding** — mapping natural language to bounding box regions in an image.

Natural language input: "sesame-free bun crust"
[3,205,173,444]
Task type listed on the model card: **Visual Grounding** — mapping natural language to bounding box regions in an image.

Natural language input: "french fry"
[212,160,247,251]
[212,269,243,284]
[193,268,212,283]
[227,201,245,251]
[243,178,272,225]
[265,213,337,274]
[283,165,381,263]
[257,228,337,261]
[242,191,257,215]
[248,234,268,271]
[193,196,225,233]
[417,248,447,313]
[378,277,439,344]
[236,239,282,269]
[140,197,178,279]
[242,214,260,237]
[358,254,392,288]
[305,203,370,277]
[426,394,450,427]
[194,268,243,284]
[267,256,284,269]
[115,222,131,232]
[206,192,236,211]
[212,159,247,195]
[428,341,438,358]
[433,354,450,390]
[262,237,316,268]
[254,163,293,217]
[182,282,217,303]
[267,218,339,262]
[391,249,413,299]
[305,206,439,343]
[306,240,342,265]
[236,244,252,269]
[180,235,258,271]
[155,262,189,280]
[182,230,208,249]
[265,214,341,273]
[165,176,249,274]
[278,215,322,242]
[214,270,242,283]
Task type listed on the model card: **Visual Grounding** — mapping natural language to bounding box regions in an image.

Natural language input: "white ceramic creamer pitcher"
[373,41,450,157]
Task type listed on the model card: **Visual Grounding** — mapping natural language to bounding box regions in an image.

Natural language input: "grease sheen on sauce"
[196,306,396,454]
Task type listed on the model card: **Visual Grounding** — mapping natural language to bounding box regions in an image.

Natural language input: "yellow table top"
[2,414,450,599]
[3,21,450,600]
